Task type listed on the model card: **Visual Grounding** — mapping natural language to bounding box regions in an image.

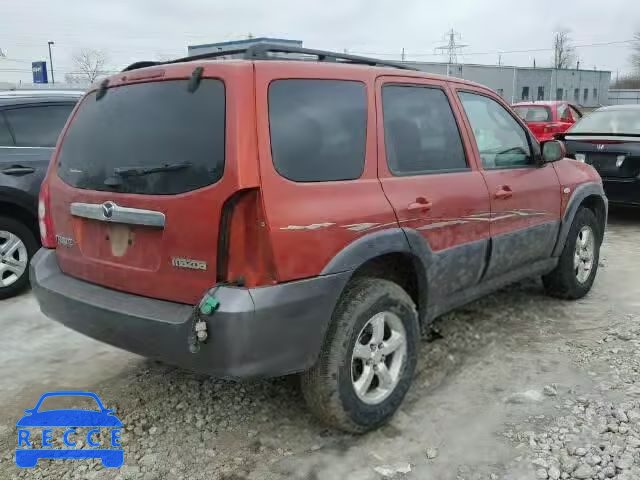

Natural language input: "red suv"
[513,101,582,142]
[31,45,607,433]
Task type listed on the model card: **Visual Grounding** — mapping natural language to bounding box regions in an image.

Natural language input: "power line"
[351,39,636,59]
[1,38,634,68]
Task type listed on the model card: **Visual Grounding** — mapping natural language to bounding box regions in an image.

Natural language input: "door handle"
[1,166,35,175]
[407,197,433,212]
[494,186,513,200]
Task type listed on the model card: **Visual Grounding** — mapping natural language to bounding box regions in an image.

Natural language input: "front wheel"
[301,277,419,433]
[543,207,601,299]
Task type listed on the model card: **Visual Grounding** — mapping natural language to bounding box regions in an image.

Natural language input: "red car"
[513,101,583,142]
[31,45,606,433]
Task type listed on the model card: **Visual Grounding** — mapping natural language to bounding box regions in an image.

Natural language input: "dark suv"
[0,92,80,298]
[30,46,607,432]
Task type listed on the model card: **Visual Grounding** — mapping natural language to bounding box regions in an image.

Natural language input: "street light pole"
[47,41,55,84]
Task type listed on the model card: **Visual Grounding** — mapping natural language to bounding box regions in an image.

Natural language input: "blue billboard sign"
[32,61,49,84]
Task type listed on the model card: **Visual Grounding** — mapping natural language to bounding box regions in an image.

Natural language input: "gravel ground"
[0,208,638,480]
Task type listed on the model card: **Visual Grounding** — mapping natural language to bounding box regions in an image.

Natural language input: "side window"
[0,114,15,146]
[382,85,467,175]
[458,91,532,169]
[558,104,572,122]
[4,105,74,147]
[268,79,366,182]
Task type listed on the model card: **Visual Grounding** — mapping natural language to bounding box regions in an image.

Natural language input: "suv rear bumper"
[30,248,350,379]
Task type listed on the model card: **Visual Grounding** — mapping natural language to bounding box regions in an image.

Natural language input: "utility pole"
[401,48,406,62]
[498,54,502,66]
[435,29,468,64]
[47,41,55,84]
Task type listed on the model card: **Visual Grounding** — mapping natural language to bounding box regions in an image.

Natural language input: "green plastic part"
[199,295,220,315]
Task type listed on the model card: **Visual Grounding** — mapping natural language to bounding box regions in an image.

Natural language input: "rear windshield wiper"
[104,161,192,187]
[113,161,192,177]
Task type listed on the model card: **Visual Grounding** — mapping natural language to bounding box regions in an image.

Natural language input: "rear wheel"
[0,216,38,299]
[543,207,601,299]
[301,277,419,433]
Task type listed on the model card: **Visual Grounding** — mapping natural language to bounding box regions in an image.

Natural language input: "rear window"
[513,105,551,123]
[268,79,366,182]
[570,109,640,135]
[57,79,225,195]
[4,105,74,147]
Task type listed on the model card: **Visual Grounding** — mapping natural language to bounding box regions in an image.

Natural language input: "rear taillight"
[217,189,277,287]
[38,181,56,248]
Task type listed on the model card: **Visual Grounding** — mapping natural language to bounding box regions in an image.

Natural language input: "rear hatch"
[48,63,258,304]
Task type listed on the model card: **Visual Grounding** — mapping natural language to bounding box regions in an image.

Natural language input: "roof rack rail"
[122,43,419,72]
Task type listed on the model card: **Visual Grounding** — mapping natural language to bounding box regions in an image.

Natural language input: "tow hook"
[188,291,220,353]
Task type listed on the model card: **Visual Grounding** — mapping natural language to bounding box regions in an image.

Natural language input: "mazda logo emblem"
[102,202,115,219]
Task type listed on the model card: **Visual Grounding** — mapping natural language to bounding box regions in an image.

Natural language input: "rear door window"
[4,105,74,147]
[57,80,225,195]
[268,79,366,182]
[0,114,15,146]
[382,85,467,174]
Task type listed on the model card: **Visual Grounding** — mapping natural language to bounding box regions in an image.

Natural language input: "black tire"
[0,216,38,299]
[301,277,419,433]
[543,207,601,300]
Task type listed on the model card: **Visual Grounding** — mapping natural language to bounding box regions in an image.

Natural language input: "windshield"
[57,79,225,194]
[513,106,551,122]
[570,109,640,135]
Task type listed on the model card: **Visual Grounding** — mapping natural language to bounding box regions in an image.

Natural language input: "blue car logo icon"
[15,391,123,468]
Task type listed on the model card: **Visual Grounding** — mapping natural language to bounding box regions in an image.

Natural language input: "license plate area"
[73,218,162,271]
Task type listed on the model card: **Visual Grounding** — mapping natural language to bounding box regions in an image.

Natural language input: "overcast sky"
[1,0,638,84]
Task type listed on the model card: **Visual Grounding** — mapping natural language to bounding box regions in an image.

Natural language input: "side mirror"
[541,140,566,163]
